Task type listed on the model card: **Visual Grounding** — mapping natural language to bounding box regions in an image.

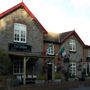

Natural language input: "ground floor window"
[70,63,76,76]
[83,63,90,76]
[13,56,23,74]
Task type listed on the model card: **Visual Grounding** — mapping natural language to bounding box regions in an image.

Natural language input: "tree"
[0,48,11,75]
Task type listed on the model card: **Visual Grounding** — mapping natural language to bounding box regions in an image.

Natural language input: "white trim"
[47,43,54,55]
[70,62,76,76]
[88,50,90,57]
[69,39,76,52]
[14,23,27,43]
[89,63,90,72]
[47,62,52,64]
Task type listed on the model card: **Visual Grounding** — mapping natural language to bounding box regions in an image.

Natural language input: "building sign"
[8,43,31,52]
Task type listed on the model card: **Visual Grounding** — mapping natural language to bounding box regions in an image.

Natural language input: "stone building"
[44,30,87,79]
[0,2,90,84]
[0,2,50,84]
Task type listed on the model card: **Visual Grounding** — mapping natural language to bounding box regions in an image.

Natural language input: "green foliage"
[88,72,90,77]
[37,75,45,80]
[0,48,11,75]
[54,74,62,79]
[70,74,76,78]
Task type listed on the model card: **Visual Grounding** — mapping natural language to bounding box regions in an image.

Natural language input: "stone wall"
[61,35,83,77]
[0,8,44,53]
[62,35,83,62]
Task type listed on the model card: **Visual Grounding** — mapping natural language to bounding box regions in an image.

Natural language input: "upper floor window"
[47,44,54,55]
[88,50,90,57]
[69,39,76,52]
[14,23,27,43]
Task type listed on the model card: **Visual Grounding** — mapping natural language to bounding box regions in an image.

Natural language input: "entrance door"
[48,63,52,80]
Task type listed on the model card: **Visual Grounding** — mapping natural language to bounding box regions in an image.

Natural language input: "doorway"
[47,63,52,80]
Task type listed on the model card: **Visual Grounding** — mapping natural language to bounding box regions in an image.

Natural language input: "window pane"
[48,44,54,55]
[14,23,26,43]
[70,63,76,76]
[21,31,25,41]
[14,30,19,41]
[13,58,23,74]
[69,39,76,51]
[88,50,90,57]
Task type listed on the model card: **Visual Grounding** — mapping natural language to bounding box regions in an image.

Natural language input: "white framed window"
[70,63,76,76]
[14,23,27,43]
[88,50,90,57]
[47,44,54,55]
[54,65,57,72]
[69,39,76,52]
[13,58,23,74]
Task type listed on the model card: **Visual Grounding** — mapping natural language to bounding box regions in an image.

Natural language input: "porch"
[9,51,55,85]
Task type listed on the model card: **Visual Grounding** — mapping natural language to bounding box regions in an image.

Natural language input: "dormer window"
[69,39,76,52]
[14,23,27,43]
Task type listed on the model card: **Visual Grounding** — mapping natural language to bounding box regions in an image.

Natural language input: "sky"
[0,0,90,45]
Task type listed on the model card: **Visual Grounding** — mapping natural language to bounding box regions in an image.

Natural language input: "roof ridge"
[60,30,74,34]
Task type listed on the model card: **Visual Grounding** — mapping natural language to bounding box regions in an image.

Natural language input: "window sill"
[47,53,55,56]
[14,41,27,44]
[69,50,77,53]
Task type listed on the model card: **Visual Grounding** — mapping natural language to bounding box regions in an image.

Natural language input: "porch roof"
[9,51,55,58]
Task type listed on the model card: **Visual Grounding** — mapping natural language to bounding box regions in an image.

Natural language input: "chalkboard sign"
[8,43,31,52]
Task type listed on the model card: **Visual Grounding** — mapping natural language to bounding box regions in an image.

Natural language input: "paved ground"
[69,82,90,90]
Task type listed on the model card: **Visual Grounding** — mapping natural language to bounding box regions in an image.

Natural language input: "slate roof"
[44,30,85,46]
[44,31,73,43]
[44,32,60,43]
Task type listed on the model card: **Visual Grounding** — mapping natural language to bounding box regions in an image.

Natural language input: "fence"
[6,80,79,90]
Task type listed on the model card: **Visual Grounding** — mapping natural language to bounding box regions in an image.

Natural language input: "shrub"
[37,75,45,80]
[0,48,11,75]
[70,74,76,78]
[54,74,62,79]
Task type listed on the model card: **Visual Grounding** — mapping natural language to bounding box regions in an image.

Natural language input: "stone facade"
[0,8,44,53]
[0,2,90,81]
[62,35,83,62]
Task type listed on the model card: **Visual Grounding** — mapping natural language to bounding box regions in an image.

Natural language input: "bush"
[54,74,62,79]
[88,72,90,77]
[70,74,76,78]
[37,75,45,80]
[0,48,11,75]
